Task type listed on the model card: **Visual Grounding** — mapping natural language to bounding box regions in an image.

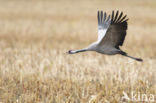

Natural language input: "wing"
[99,10,128,48]
[97,11,111,43]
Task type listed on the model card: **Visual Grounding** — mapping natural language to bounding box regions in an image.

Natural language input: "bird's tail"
[120,51,143,62]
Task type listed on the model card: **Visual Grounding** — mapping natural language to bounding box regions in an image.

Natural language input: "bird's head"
[67,50,75,54]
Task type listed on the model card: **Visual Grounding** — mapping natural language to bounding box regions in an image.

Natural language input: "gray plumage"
[68,10,143,62]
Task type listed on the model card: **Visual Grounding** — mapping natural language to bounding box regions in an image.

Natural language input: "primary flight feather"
[68,10,143,62]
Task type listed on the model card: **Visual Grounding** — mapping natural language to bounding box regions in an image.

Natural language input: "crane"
[68,10,143,62]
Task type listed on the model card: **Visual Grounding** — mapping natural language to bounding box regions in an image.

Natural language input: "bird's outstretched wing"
[99,10,128,48]
[97,11,111,43]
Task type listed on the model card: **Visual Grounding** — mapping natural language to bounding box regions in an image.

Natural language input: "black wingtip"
[124,18,129,22]
[97,10,100,15]
[101,11,103,23]
[97,11,100,24]
[116,11,123,23]
[103,12,107,21]
[119,15,127,23]
[111,10,114,23]
[114,10,119,23]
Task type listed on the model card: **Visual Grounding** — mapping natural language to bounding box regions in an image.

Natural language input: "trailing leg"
[120,51,143,62]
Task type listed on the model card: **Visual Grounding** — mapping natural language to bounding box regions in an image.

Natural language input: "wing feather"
[118,15,127,23]
[100,11,103,23]
[113,10,119,23]
[111,10,114,23]
[106,15,110,22]
[116,12,123,22]
[103,12,106,21]
[97,11,111,43]
[98,11,100,25]
[99,11,128,48]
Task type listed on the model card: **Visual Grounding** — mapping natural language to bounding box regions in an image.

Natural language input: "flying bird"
[68,10,143,62]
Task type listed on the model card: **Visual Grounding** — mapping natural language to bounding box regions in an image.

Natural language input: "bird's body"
[87,42,119,55]
[68,10,143,62]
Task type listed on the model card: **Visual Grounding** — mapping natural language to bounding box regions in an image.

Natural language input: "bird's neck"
[86,42,98,51]
[71,49,87,54]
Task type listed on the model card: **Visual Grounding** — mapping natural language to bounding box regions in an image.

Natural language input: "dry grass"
[0,0,155,103]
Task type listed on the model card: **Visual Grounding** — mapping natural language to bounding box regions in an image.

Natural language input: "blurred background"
[0,0,155,102]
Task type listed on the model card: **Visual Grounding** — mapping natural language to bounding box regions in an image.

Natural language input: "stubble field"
[0,0,155,103]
